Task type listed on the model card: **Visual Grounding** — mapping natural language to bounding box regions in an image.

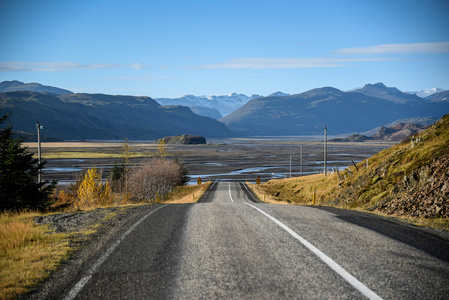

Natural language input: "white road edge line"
[244,203,383,300]
[228,182,235,202]
[63,205,168,300]
[199,181,216,202]
[241,182,258,202]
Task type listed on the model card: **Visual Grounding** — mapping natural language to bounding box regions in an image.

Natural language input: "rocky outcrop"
[155,134,206,145]
[377,154,449,218]
[372,123,428,141]
[330,134,374,142]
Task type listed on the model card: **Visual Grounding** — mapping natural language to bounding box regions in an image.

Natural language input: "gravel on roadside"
[27,204,156,300]
[34,207,131,234]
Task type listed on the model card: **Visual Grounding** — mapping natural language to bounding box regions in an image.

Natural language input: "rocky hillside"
[371,123,429,141]
[332,113,449,219]
[258,114,448,226]
[331,122,429,142]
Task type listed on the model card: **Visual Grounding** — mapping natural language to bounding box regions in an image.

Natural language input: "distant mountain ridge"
[353,82,423,104]
[2,80,448,140]
[0,91,230,140]
[425,90,449,103]
[0,80,73,95]
[155,93,263,118]
[220,83,449,136]
[407,87,445,98]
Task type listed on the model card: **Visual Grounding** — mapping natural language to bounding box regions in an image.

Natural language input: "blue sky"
[1,0,448,98]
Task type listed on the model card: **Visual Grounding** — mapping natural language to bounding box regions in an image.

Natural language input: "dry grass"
[252,173,340,205]
[164,181,212,203]
[0,211,71,300]
[24,141,159,159]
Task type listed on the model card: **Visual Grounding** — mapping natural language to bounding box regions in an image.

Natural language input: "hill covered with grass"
[257,113,449,228]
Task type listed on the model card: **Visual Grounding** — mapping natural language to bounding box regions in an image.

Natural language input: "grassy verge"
[249,173,340,205]
[0,211,72,300]
[164,181,212,203]
[249,173,449,231]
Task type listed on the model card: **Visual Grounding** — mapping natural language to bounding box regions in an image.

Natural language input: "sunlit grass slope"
[254,113,449,229]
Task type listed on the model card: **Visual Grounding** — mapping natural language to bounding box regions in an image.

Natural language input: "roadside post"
[290,153,292,178]
[313,191,316,205]
[36,121,43,184]
[324,125,327,177]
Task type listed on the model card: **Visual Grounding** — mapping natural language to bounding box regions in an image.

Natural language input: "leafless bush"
[129,158,186,202]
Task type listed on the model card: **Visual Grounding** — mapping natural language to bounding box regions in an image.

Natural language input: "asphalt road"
[61,182,449,299]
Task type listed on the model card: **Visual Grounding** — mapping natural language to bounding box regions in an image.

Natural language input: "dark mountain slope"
[220,85,449,136]
[0,91,230,140]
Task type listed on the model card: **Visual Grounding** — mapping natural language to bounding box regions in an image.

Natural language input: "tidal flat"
[25,138,395,185]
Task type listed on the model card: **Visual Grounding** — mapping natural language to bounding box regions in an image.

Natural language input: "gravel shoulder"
[26,204,157,300]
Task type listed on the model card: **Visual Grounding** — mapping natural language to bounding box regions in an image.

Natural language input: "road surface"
[60,182,449,299]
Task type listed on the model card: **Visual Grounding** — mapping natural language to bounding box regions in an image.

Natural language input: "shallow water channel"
[40,139,392,186]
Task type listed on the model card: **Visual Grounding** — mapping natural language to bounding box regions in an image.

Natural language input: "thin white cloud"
[106,76,175,81]
[335,42,449,55]
[0,61,159,72]
[201,57,399,69]
[130,62,147,69]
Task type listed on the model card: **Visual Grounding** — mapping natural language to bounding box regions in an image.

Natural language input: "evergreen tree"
[0,112,56,211]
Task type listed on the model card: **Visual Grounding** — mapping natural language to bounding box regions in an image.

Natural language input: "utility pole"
[289,153,292,178]
[300,144,303,176]
[324,125,327,177]
[36,122,42,183]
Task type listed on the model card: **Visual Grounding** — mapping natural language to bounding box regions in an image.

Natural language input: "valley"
[27,139,393,186]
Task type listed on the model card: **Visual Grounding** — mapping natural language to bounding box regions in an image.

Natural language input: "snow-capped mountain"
[406,87,445,98]
[155,93,262,118]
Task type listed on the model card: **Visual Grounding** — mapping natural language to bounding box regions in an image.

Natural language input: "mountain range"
[219,83,449,136]
[0,91,230,140]
[155,93,263,118]
[155,91,293,119]
[0,80,448,140]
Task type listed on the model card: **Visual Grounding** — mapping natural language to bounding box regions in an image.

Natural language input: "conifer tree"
[0,112,56,211]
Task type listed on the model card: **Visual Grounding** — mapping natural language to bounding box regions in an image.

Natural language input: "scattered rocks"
[377,153,449,218]
[34,207,129,233]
